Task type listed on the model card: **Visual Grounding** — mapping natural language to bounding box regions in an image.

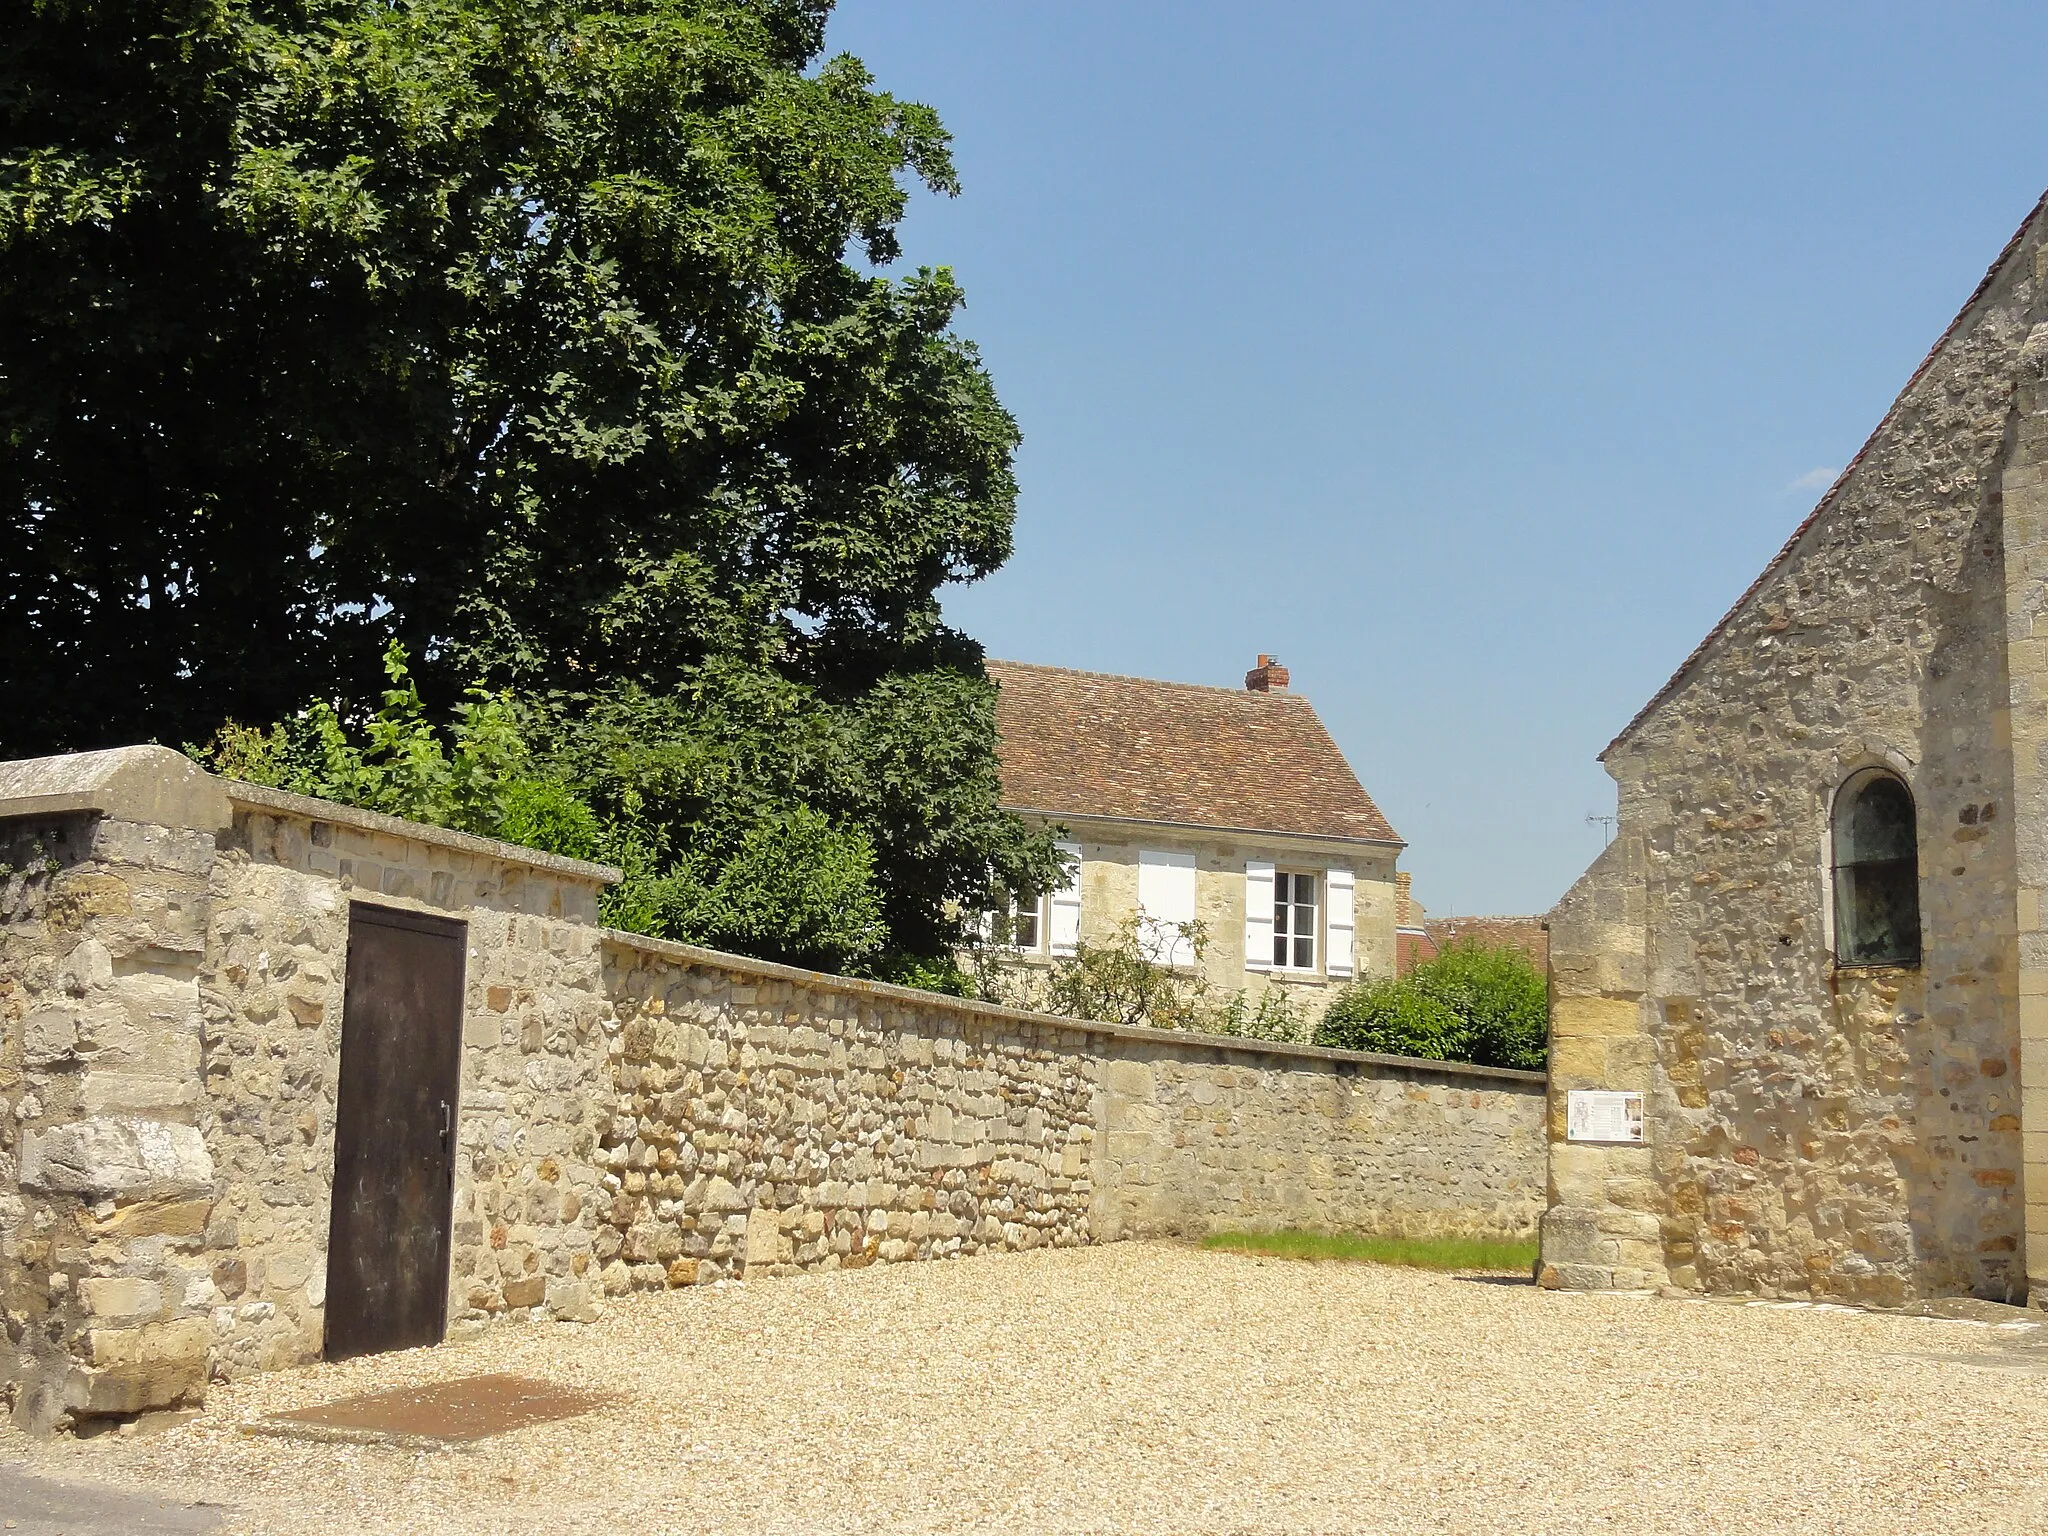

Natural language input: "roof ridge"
[1602,184,2048,761]
[987,657,1311,701]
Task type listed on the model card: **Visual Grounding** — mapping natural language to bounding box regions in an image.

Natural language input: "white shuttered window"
[1325,867,1356,978]
[1273,872,1317,969]
[1137,848,1198,967]
[1049,841,1083,956]
[1243,860,1275,972]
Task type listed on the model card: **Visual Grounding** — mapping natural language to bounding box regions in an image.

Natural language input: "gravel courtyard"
[5,1241,2047,1536]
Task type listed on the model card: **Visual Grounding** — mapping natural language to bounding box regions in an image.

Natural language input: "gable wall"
[1542,207,2048,1304]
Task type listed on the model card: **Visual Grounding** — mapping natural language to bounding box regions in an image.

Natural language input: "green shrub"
[1034,914,1215,1032]
[1209,985,1311,1044]
[970,914,1313,1041]
[1316,940,1547,1070]
[192,645,889,971]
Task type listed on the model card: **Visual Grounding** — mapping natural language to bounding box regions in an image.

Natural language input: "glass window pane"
[1295,935,1313,969]
[1273,933,1288,966]
[1832,771,1921,966]
[1835,776,1915,864]
[1836,858,1919,965]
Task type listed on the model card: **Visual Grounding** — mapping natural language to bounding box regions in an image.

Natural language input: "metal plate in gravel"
[244,1374,609,1449]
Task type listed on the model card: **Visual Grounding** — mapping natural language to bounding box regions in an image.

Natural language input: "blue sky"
[825,1,2048,917]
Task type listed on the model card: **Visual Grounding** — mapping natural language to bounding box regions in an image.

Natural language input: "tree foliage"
[7,0,1056,969]
[1314,942,1549,1070]
[197,643,889,969]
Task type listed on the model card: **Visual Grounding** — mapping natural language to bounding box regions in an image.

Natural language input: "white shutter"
[1325,866,1355,979]
[1244,860,1275,972]
[1049,841,1083,956]
[1138,848,1198,967]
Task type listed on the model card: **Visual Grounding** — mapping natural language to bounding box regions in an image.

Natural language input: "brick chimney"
[1244,654,1289,692]
[1395,871,1414,927]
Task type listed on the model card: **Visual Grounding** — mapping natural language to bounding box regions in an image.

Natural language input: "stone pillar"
[2002,315,2048,1309]
[1537,830,1666,1291]
[1,748,229,1428]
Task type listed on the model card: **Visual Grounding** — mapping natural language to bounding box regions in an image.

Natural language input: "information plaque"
[1566,1089,1644,1144]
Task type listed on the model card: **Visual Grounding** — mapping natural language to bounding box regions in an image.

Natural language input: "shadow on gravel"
[1453,1274,1536,1286]
[0,1462,226,1535]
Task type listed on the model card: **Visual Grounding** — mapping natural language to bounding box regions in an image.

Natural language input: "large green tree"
[3,0,1054,968]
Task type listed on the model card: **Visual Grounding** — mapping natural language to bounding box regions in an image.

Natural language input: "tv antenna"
[1586,813,1616,846]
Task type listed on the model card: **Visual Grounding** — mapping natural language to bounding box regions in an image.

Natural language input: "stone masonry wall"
[1542,197,2047,1306]
[1094,1039,1541,1242]
[2,809,220,1429]
[198,793,614,1384]
[1995,253,2048,1308]
[4,746,1544,1430]
[599,940,1099,1282]
[597,937,1545,1287]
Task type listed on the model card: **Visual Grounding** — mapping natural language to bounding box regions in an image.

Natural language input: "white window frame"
[1271,869,1319,972]
[1004,892,1046,953]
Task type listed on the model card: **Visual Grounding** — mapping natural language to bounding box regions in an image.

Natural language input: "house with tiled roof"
[983,655,1404,1003]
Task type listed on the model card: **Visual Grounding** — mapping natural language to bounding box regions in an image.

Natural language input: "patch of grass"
[1201,1228,1538,1273]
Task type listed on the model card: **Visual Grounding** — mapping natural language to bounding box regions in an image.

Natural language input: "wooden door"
[326,903,466,1361]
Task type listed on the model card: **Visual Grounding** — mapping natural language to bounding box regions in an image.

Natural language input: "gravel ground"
[5,1241,2047,1536]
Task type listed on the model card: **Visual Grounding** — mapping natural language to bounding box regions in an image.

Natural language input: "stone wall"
[1541,196,2047,1306]
[598,938,1545,1287]
[0,749,620,1431]
[1093,1036,1541,1242]
[598,939,1099,1281]
[2,806,220,1424]
[1995,251,2048,1311]
[2,746,1544,1431]
[201,788,614,1379]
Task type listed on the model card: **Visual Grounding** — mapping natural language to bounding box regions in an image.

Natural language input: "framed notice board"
[1566,1090,1645,1145]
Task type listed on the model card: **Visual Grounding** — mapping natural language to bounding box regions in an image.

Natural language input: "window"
[1010,895,1042,952]
[984,894,1043,952]
[1832,770,1920,967]
[1273,871,1317,970]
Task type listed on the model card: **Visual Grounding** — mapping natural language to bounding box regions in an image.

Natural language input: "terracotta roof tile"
[987,660,1400,845]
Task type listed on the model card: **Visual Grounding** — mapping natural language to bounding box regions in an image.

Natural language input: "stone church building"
[1541,190,2048,1309]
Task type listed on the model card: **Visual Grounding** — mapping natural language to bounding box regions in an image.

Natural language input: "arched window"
[1832,770,1921,967]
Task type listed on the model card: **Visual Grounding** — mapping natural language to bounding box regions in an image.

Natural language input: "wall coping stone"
[600,928,1548,1087]
[224,780,623,886]
[0,745,231,834]
[0,746,625,886]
